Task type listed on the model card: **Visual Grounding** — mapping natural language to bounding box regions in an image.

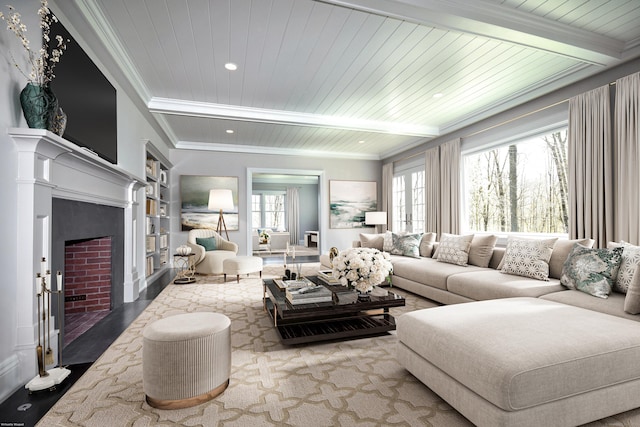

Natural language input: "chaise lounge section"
[331,232,640,425]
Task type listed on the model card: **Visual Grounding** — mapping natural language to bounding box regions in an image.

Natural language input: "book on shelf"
[159,249,168,265]
[146,235,156,253]
[146,199,158,216]
[145,256,154,276]
[285,285,333,305]
[159,234,168,248]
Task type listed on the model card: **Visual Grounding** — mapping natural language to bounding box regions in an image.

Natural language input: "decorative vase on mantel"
[19,83,58,130]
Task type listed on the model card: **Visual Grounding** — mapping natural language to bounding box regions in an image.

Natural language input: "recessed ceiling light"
[226,129,234,134]
[358,140,365,144]
[432,93,444,99]
[225,62,237,71]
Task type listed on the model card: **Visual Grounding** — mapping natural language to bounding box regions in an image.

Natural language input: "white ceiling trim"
[148,97,439,137]
[175,140,381,161]
[322,0,624,66]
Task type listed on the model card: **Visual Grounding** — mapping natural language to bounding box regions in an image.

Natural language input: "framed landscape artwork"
[180,175,239,231]
[329,180,377,229]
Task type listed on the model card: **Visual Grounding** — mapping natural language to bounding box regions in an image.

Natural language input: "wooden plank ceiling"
[72,0,640,159]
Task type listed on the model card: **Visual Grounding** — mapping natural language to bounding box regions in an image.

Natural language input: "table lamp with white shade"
[365,211,387,233]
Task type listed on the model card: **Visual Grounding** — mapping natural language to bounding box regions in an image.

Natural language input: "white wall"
[0,0,39,405]
[0,0,172,402]
[169,150,382,255]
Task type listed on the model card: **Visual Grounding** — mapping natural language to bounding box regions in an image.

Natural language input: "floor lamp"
[365,211,387,234]
[208,189,234,240]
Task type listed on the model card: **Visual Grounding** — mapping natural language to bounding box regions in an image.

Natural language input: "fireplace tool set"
[26,257,71,393]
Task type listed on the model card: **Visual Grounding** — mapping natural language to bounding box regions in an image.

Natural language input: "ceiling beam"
[148,98,439,137]
[321,0,624,66]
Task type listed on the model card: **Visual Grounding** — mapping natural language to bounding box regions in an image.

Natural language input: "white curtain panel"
[439,139,461,235]
[382,163,393,232]
[615,72,640,245]
[568,85,613,248]
[286,187,300,245]
[425,146,440,234]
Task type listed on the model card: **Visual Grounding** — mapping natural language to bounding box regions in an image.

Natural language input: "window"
[392,168,425,233]
[252,192,286,230]
[463,128,568,235]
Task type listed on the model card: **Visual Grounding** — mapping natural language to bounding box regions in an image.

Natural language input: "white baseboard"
[0,354,20,404]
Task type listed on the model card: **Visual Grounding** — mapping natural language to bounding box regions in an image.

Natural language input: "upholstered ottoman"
[397,298,640,427]
[143,312,231,409]
[223,256,263,283]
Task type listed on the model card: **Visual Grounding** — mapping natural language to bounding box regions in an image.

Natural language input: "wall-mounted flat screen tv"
[49,16,118,164]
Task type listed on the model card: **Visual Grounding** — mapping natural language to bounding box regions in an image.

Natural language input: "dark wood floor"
[0,269,175,427]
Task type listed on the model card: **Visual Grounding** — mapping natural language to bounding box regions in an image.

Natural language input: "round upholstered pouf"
[142,312,231,409]
[223,256,263,283]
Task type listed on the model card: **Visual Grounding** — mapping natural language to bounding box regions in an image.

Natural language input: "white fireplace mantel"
[8,127,147,386]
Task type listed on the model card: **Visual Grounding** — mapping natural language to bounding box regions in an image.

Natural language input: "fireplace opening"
[63,236,113,346]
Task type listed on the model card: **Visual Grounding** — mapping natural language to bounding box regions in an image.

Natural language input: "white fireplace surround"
[9,128,146,386]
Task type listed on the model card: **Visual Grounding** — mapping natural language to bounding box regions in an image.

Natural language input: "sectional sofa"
[323,232,640,426]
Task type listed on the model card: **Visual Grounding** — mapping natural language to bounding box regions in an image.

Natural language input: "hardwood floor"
[0,269,175,426]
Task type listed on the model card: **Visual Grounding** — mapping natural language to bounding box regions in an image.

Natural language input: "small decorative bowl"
[176,245,192,256]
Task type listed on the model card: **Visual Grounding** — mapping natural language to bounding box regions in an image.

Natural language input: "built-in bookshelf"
[145,143,172,280]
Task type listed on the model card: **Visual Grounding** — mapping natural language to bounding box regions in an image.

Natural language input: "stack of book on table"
[285,284,333,305]
[317,269,341,285]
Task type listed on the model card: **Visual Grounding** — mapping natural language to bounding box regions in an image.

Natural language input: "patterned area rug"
[38,263,640,426]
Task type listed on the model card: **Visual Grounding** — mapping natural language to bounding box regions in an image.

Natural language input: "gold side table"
[173,253,196,284]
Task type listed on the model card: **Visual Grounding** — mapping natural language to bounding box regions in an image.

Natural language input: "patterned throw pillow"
[390,233,422,258]
[614,242,640,294]
[560,245,623,299]
[383,231,394,252]
[436,234,474,266]
[196,237,217,251]
[500,237,557,281]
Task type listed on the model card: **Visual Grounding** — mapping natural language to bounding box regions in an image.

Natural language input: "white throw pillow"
[500,237,557,281]
[436,234,474,266]
[615,242,640,294]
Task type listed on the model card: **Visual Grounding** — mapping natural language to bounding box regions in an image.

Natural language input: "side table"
[173,253,196,284]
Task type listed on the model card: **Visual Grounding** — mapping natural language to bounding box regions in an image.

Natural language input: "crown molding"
[175,141,381,161]
[149,98,438,138]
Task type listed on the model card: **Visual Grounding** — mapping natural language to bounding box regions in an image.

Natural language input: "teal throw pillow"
[196,237,217,251]
[390,233,422,258]
[560,244,623,298]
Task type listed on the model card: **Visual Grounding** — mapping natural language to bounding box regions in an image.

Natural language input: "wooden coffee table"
[262,276,405,345]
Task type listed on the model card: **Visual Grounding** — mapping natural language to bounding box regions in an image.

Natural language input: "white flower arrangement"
[0,0,67,85]
[259,229,271,243]
[331,247,393,293]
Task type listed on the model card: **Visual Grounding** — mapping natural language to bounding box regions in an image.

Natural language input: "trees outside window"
[252,192,285,230]
[464,128,568,234]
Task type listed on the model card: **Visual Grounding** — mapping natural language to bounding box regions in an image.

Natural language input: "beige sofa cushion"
[391,257,483,291]
[359,233,384,250]
[419,232,437,257]
[468,234,498,268]
[447,270,564,300]
[397,298,640,411]
[625,268,640,314]
[548,238,595,279]
[541,290,639,322]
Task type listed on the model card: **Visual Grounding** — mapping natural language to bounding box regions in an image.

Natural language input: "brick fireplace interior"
[51,198,125,349]
[63,236,113,346]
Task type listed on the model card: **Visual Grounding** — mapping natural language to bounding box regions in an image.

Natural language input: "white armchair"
[186,229,238,275]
